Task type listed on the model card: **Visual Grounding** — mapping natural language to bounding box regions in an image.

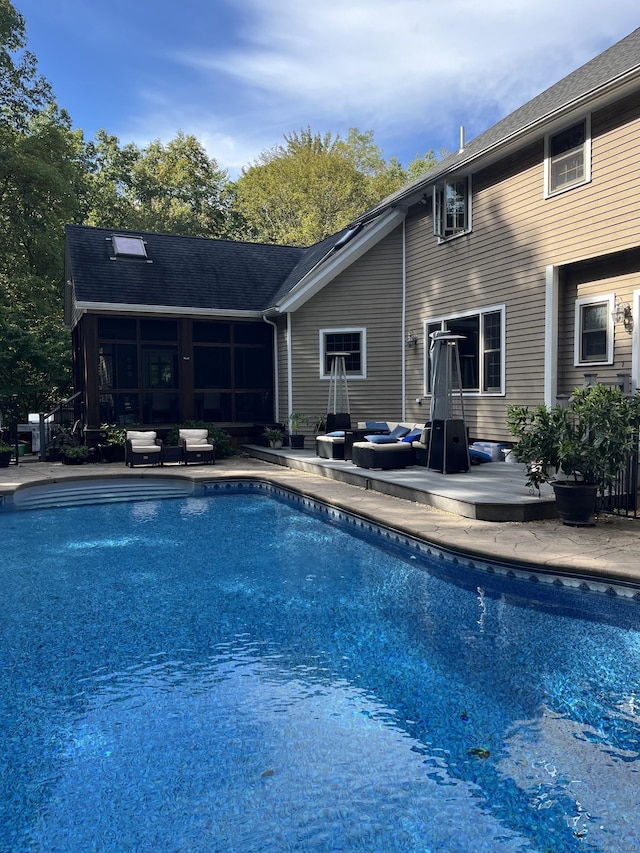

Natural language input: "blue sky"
[13,0,640,178]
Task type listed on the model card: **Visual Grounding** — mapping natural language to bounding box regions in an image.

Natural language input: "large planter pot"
[289,434,305,449]
[0,450,12,468]
[551,481,598,526]
[100,444,125,463]
[62,456,86,466]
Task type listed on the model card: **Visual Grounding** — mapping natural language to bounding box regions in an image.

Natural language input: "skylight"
[111,235,147,258]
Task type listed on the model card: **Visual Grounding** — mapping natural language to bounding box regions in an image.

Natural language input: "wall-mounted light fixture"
[612,296,633,332]
[406,332,418,348]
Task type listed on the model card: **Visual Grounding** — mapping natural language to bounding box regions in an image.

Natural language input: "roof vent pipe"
[459,125,465,153]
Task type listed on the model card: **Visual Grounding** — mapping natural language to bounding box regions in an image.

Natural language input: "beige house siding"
[557,252,640,394]
[282,226,405,434]
[402,89,640,441]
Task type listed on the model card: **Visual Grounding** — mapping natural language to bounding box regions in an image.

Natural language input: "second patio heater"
[326,352,351,432]
[427,331,470,473]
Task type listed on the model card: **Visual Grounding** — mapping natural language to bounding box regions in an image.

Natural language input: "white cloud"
[123,0,640,173]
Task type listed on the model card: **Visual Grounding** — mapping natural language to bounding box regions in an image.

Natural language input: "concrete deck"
[1,452,639,586]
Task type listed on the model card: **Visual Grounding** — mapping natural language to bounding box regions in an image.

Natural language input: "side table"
[161,445,184,465]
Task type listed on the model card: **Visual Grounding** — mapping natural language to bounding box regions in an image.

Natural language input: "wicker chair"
[179,429,215,465]
[125,431,162,467]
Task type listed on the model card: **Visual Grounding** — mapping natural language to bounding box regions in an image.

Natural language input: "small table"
[161,445,183,465]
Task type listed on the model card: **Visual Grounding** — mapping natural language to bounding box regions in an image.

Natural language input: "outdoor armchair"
[125,431,162,467]
[179,429,215,465]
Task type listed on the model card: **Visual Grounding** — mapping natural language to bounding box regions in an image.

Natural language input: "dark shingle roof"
[357,27,640,222]
[66,224,307,312]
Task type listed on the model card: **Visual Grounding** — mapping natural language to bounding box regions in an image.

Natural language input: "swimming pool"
[2,483,639,852]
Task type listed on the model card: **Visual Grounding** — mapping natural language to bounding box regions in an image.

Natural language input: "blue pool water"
[1,487,639,852]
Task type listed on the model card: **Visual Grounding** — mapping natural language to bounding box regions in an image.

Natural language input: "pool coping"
[2,459,639,589]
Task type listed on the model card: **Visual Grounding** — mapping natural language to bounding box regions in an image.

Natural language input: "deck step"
[11,477,194,510]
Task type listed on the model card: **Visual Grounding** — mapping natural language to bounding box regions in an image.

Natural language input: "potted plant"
[99,425,127,462]
[0,441,13,468]
[60,444,90,465]
[288,412,309,449]
[263,426,284,449]
[310,413,327,435]
[507,385,640,525]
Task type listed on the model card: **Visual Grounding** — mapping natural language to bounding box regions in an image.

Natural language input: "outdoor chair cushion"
[126,431,161,453]
[388,424,411,440]
[179,429,214,450]
[365,434,398,444]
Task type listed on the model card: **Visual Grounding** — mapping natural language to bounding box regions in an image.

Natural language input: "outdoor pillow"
[365,434,398,444]
[325,431,345,437]
[388,424,411,440]
[402,428,423,443]
[365,422,389,431]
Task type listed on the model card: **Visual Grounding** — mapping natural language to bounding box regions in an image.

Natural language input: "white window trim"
[574,293,614,367]
[422,304,505,396]
[319,327,367,379]
[433,175,472,242]
[544,115,591,199]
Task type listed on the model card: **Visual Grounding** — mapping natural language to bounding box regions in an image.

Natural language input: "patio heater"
[427,331,470,473]
[326,352,351,432]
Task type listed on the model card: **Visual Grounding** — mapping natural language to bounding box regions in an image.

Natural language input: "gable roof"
[65,224,307,317]
[65,215,408,322]
[356,27,640,223]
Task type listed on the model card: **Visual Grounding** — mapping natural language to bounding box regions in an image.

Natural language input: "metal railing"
[598,438,639,519]
[38,392,85,461]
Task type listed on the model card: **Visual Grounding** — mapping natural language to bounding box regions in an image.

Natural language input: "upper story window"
[545,118,591,197]
[574,294,614,366]
[320,328,366,379]
[433,177,470,240]
[425,306,504,395]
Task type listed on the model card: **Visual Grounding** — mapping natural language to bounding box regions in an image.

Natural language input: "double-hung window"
[320,328,366,378]
[545,118,591,196]
[433,177,470,240]
[425,307,504,395]
[574,294,614,365]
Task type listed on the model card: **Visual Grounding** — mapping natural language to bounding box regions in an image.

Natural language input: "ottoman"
[351,441,415,470]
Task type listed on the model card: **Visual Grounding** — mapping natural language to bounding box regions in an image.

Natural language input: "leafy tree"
[0,1,87,414]
[233,127,441,246]
[406,149,441,182]
[85,130,233,238]
[0,0,51,128]
[84,129,141,229]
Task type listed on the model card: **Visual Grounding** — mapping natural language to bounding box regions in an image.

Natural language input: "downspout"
[401,219,407,421]
[286,312,293,425]
[262,314,279,423]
